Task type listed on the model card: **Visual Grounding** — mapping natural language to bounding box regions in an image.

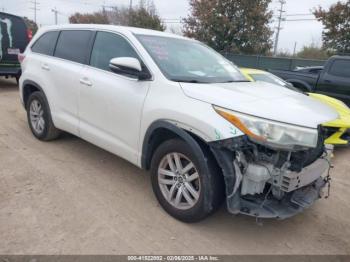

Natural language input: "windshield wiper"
[222,80,250,83]
[170,78,249,84]
[170,78,208,83]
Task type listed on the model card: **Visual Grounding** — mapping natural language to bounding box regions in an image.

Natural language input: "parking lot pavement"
[0,78,349,255]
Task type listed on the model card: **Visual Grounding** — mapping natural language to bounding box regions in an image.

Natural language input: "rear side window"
[31,31,59,56]
[90,31,140,71]
[329,60,350,78]
[54,30,93,64]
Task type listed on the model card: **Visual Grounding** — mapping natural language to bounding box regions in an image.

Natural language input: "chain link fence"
[223,53,326,70]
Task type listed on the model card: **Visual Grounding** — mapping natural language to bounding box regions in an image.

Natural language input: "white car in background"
[19,24,337,222]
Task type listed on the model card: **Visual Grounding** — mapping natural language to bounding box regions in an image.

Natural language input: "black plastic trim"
[141,120,206,170]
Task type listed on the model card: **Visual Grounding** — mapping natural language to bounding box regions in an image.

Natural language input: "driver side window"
[90,31,140,72]
[329,60,350,78]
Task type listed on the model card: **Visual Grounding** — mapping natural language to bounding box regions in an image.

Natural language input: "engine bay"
[210,134,332,219]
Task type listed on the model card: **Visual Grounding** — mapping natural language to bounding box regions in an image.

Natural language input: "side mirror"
[109,57,151,80]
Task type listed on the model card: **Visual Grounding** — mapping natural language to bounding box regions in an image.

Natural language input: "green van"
[0,12,31,82]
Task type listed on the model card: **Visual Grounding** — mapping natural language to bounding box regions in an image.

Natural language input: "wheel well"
[142,126,218,171]
[23,84,40,108]
[143,128,180,170]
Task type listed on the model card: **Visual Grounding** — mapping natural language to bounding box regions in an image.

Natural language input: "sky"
[1,0,340,53]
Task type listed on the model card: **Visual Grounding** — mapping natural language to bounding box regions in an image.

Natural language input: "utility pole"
[30,0,40,24]
[273,0,286,56]
[129,0,133,10]
[51,7,58,25]
[293,42,297,56]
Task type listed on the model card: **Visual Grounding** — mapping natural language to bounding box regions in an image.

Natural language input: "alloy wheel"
[158,152,201,210]
[29,99,45,134]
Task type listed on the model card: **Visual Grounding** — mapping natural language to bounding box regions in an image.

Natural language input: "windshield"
[136,34,247,83]
[250,73,289,86]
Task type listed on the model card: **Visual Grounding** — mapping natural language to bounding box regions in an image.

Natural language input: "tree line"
[26,0,350,59]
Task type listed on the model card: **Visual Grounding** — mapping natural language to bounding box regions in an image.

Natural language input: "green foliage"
[69,12,109,24]
[183,0,273,54]
[128,6,165,31]
[296,44,331,60]
[314,1,350,53]
[275,50,292,58]
[23,17,38,35]
[69,0,165,31]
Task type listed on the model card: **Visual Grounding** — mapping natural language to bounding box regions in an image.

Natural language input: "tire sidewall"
[150,139,214,222]
[26,92,51,140]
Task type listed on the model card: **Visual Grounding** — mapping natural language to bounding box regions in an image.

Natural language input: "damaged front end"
[210,134,332,219]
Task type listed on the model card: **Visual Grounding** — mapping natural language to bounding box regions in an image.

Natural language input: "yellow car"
[241,68,350,146]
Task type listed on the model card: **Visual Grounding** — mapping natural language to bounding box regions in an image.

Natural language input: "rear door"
[50,30,94,135]
[0,12,29,74]
[27,30,60,111]
[315,59,350,105]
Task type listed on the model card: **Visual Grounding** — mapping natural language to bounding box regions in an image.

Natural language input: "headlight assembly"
[214,106,319,149]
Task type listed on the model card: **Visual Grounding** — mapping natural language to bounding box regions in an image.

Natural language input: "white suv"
[19,25,337,222]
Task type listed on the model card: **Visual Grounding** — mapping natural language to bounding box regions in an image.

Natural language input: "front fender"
[141,120,208,169]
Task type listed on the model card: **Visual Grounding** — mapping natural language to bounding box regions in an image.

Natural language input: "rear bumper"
[0,66,21,77]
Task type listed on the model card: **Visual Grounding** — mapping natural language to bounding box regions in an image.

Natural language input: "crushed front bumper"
[211,140,332,219]
[229,177,327,219]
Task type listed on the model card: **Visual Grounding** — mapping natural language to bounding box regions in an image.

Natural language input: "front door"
[315,59,350,105]
[78,31,151,165]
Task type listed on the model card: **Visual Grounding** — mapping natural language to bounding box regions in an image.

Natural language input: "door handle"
[79,78,92,87]
[41,64,50,71]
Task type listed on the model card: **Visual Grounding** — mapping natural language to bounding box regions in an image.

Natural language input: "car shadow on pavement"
[0,78,18,92]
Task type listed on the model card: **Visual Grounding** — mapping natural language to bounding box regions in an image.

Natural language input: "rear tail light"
[18,53,25,64]
[27,29,33,41]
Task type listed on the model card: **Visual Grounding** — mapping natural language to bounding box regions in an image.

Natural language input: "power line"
[285,18,318,22]
[273,0,286,56]
[286,13,314,16]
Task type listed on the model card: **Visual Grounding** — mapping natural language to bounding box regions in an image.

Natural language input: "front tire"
[26,91,61,141]
[150,138,224,223]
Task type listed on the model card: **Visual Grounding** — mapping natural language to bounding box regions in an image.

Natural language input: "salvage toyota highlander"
[19,25,338,222]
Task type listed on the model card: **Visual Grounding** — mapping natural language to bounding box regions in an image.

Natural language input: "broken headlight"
[214,106,319,150]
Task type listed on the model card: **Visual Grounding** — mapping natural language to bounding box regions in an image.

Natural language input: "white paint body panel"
[180,81,339,128]
[19,24,338,168]
[78,66,150,165]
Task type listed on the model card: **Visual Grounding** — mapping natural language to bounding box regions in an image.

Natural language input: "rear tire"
[26,91,61,141]
[150,138,224,223]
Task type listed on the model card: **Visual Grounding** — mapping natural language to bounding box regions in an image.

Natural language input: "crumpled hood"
[180,81,338,128]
